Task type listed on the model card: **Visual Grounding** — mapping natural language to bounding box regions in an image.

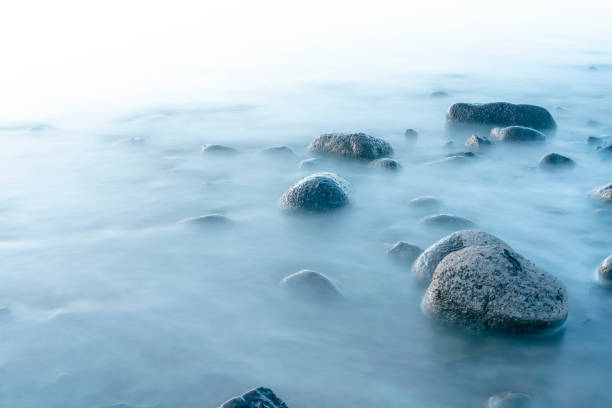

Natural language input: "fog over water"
[1,1,612,407]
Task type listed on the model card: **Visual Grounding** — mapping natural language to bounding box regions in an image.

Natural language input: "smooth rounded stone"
[590,183,612,203]
[280,172,350,212]
[419,214,475,230]
[180,214,232,225]
[446,102,556,131]
[490,126,546,143]
[430,91,449,98]
[307,132,393,161]
[386,242,423,266]
[409,196,442,208]
[201,144,239,156]
[280,270,342,301]
[423,245,568,333]
[219,387,288,408]
[464,134,492,151]
[370,157,401,170]
[412,230,512,283]
[487,391,533,408]
[539,153,575,169]
[405,128,418,139]
[258,145,296,158]
[298,158,319,169]
[598,255,612,281]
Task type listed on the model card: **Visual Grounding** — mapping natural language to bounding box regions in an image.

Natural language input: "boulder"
[539,153,575,168]
[201,144,239,156]
[412,230,512,283]
[370,158,401,170]
[409,196,442,208]
[598,255,612,282]
[487,391,533,408]
[465,134,492,151]
[280,270,342,301]
[280,172,350,212]
[307,132,393,160]
[490,126,546,143]
[446,102,556,131]
[219,387,288,408]
[590,183,612,203]
[387,242,423,266]
[423,245,568,333]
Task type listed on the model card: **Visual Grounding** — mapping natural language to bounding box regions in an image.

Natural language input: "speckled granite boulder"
[280,172,350,212]
[598,255,612,282]
[219,387,288,408]
[591,183,612,203]
[490,126,546,143]
[446,102,556,131]
[423,245,568,333]
[308,132,393,160]
[465,134,492,151]
[280,270,342,301]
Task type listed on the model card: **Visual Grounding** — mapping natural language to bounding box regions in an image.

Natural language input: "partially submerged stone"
[298,158,319,169]
[598,255,612,282]
[487,391,533,408]
[597,145,612,160]
[405,128,418,139]
[409,196,442,208]
[412,230,512,283]
[201,144,239,155]
[308,132,393,160]
[370,157,401,170]
[418,214,475,230]
[219,387,288,408]
[423,245,568,333]
[180,214,232,225]
[590,183,612,203]
[464,134,492,151]
[386,242,423,266]
[280,172,350,212]
[431,91,449,98]
[539,153,575,169]
[259,146,296,158]
[280,270,342,301]
[446,102,556,131]
[490,126,546,143]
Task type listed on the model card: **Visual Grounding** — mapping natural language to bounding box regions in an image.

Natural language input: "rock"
[280,172,350,212]
[219,387,288,408]
[446,102,556,131]
[539,153,575,169]
[412,230,512,283]
[431,91,449,98]
[445,151,476,159]
[280,270,342,301]
[387,242,423,266]
[426,153,473,166]
[597,145,612,160]
[598,255,612,282]
[307,132,393,161]
[591,183,612,203]
[423,245,568,333]
[405,128,418,139]
[370,158,401,170]
[259,146,296,158]
[465,134,492,151]
[490,126,546,143]
[180,214,232,225]
[409,196,442,208]
[487,391,533,408]
[443,141,455,150]
[201,144,239,156]
[419,214,475,230]
[298,158,319,169]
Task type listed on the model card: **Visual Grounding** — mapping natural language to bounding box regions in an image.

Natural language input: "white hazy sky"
[1,0,611,122]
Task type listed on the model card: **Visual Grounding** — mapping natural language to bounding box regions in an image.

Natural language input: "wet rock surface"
[308,132,393,160]
[598,255,612,281]
[386,242,423,266]
[412,230,512,283]
[446,102,556,131]
[423,245,568,333]
[487,391,533,408]
[280,270,342,301]
[591,183,612,203]
[280,172,350,212]
[370,157,401,170]
[490,126,546,143]
[465,134,492,151]
[539,153,575,168]
[219,387,288,408]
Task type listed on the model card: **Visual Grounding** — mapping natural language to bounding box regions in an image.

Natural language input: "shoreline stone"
[280,172,350,212]
[446,102,556,131]
[308,132,393,160]
[219,387,288,408]
[280,270,342,301]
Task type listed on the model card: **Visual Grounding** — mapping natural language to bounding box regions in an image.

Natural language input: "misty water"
[2,4,612,407]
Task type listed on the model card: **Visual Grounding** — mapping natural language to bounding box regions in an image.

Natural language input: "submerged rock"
[280,172,350,212]
[591,183,612,203]
[431,91,449,98]
[280,270,342,301]
[423,245,568,333]
[298,158,319,169]
[597,145,612,160]
[412,230,512,283]
[405,128,418,139]
[418,214,475,230]
[409,196,442,208]
[465,134,492,151]
[307,132,393,160]
[487,391,533,408]
[387,242,423,266]
[446,102,556,131]
[539,153,575,169]
[180,214,232,225]
[443,141,455,150]
[490,126,546,143]
[370,157,401,170]
[219,387,288,408]
[259,146,296,158]
[201,144,239,156]
[598,255,612,282]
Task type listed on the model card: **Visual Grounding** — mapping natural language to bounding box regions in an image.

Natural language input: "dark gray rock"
[591,183,612,203]
[587,135,612,148]
[418,214,475,230]
[280,172,350,212]
[409,196,442,208]
[280,270,342,301]
[597,145,612,160]
[423,245,568,333]
[298,158,319,169]
[539,153,575,168]
[180,214,232,225]
[307,133,393,160]
[259,146,296,158]
[219,387,288,408]
[465,134,492,151]
[598,255,612,281]
[431,91,449,98]
[446,102,556,131]
[201,144,239,155]
[412,230,512,283]
[487,391,533,408]
[490,126,546,143]
[370,157,401,170]
[387,242,423,266]
[405,128,418,139]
